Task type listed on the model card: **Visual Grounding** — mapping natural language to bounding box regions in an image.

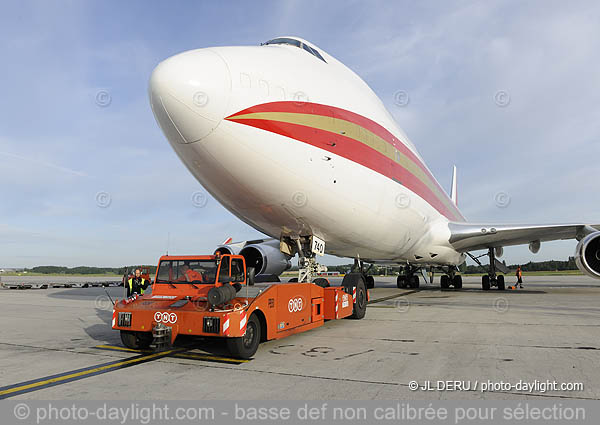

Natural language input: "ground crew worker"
[127,268,149,297]
[516,266,523,289]
[181,264,203,283]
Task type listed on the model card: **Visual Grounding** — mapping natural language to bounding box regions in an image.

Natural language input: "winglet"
[450,165,458,206]
[222,237,233,244]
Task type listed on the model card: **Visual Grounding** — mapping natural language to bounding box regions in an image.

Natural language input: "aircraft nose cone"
[149,49,231,143]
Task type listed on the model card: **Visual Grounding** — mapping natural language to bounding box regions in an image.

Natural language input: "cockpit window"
[262,38,327,63]
[264,37,301,48]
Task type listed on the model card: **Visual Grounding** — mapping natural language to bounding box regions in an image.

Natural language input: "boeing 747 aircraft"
[149,36,600,291]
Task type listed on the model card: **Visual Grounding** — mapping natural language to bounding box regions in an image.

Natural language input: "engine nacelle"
[575,232,600,279]
[214,244,241,256]
[239,239,292,276]
[529,240,541,254]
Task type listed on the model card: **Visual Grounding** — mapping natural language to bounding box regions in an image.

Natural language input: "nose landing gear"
[289,236,327,284]
[440,267,462,289]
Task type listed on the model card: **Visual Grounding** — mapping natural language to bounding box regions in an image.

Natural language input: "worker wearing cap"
[127,269,149,297]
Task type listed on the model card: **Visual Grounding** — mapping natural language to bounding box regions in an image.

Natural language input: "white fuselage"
[149,38,466,266]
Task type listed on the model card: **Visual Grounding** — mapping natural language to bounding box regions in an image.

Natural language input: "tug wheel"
[312,278,330,287]
[352,278,367,319]
[227,314,261,359]
[120,330,152,350]
[341,274,367,320]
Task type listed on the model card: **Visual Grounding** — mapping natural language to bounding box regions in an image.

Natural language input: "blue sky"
[1,0,599,267]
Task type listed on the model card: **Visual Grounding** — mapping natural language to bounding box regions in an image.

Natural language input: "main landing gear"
[395,265,462,290]
[396,265,421,289]
[439,266,462,289]
[467,248,505,291]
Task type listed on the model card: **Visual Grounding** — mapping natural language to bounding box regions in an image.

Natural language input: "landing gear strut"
[467,249,505,291]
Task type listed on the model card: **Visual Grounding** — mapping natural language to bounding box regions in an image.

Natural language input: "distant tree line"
[24,265,157,275]
[459,257,578,274]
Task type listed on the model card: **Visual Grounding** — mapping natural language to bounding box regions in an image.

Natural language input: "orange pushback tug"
[112,254,367,358]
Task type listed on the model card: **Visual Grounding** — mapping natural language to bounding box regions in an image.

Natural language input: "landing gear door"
[275,285,311,332]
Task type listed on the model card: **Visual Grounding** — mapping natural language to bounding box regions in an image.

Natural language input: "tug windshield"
[155,260,217,284]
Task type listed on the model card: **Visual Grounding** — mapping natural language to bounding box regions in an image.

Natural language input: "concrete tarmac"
[1,275,599,400]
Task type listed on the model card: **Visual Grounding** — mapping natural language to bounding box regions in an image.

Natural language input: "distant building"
[0,268,23,273]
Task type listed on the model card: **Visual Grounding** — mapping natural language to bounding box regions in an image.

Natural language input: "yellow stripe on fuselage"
[229,111,458,216]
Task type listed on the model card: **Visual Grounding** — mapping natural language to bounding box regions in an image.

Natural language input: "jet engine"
[575,232,600,279]
[214,243,242,256]
[239,239,292,276]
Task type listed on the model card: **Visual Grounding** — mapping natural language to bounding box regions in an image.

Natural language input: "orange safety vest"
[185,269,203,282]
[128,278,147,295]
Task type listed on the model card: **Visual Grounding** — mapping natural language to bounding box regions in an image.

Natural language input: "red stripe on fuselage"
[227,117,463,221]
[227,102,456,210]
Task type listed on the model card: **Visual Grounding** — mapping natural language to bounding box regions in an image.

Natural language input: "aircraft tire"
[440,275,450,289]
[497,275,505,290]
[453,275,463,289]
[397,275,407,288]
[409,275,420,289]
[482,275,490,290]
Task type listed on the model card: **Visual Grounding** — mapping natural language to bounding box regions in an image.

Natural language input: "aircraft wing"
[448,222,600,252]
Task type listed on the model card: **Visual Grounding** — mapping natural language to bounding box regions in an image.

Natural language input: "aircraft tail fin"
[450,165,458,206]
